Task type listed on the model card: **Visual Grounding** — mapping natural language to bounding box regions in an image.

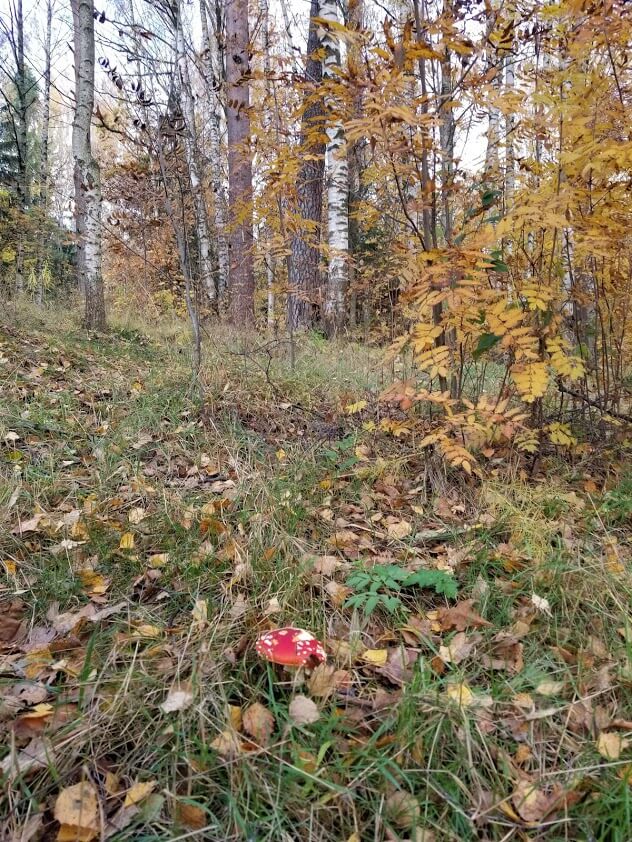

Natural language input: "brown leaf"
[176,802,206,830]
[1,737,55,781]
[438,632,477,665]
[435,599,491,632]
[160,683,194,714]
[597,731,628,760]
[288,695,320,725]
[243,702,275,745]
[511,779,568,824]
[0,598,26,644]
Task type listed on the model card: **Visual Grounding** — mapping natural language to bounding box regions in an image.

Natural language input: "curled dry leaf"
[387,519,412,540]
[438,632,477,665]
[242,702,275,745]
[289,695,320,725]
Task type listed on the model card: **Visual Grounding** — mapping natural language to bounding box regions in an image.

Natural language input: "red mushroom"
[255,627,326,668]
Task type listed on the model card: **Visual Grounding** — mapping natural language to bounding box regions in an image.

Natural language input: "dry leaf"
[191,598,208,626]
[446,681,475,707]
[385,791,421,828]
[148,553,169,568]
[124,780,157,807]
[435,599,491,632]
[535,680,565,696]
[360,648,389,666]
[176,802,206,830]
[128,507,146,524]
[160,684,194,714]
[1,737,55,780]
[289,695,320,725]
[511,778,562,823]
[387,519,412,540]
[308,663,338,698]
[54,782,99,842]
[228,704,242,731]
[243,702,275,745]
[119,532,135,550]
[438,632,476,665]
[597,731,628,760]
[210,729,240,757]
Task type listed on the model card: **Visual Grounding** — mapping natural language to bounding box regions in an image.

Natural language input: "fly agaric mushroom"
[255,627,326,668]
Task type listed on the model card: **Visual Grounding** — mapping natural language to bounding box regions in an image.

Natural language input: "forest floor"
[1,301,631,842]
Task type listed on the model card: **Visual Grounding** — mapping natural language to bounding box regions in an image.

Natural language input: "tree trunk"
[71,0,106,330]
[484,13,502,181]
[504,51,516,204]
[176,0,216,306]
[199,0,229,300]
[36,0,53,306]
[225,0,255,325]
[13,0,27,293]
[321,0,349,338]
[287,0,325,331]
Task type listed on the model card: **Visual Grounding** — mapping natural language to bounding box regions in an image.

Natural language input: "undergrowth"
[1,303,631,841]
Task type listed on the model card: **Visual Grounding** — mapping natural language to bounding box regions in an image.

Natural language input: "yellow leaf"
[360,649,388,666]
[387,519,412,540]
[55,782,99,841]
[597,731,627,760]
[119,532,135,550]
[228,704,242,731]
[345,400,367,415]
[535,681,565,696]
[148,553,169,568]
[20,703,54,720]
[446,681,475,707]
[124,780,157,807]
[133,624,161,638]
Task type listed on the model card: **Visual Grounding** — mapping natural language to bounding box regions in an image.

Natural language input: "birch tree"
[35,0,53,305]
[175,0,216,306]
[321,0,349,337]
[287,0,325,331]
[199,0,229,300]
[226,0,255,324]
[71,0,106,329]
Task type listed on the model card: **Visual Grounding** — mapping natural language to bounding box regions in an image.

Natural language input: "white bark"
[175,0,215,305]
[505,54,516,203]
[199,0,229,299]
[71,0,105,329]
[320,0,349,337]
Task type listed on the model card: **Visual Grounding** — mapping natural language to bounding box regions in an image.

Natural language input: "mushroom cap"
[255,627,327,667]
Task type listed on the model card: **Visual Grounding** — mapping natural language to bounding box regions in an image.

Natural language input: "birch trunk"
[199,0,229,300]
[36,0,53,305]
[504,52,516,204]
[321,0,349,338]
[226,0,255,325]
[71,0,106,330]
[484,10,502,181]
[287,0,325,331]
[175,0,216,306]
[13,0,27,293]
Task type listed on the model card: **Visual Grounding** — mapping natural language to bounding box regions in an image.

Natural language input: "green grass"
[1,302,631,841]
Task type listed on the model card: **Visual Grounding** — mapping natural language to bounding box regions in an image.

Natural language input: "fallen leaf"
[385,791,421,828]
[119,532,135,550]
[438,632,477,665]
[54,782,99,841]
[309,555,345,576]
[243,702,275,745]
[210,729,241,757]
[0,737,55,780]
[360,648,389,666]
[308,663,338,698]
[191,598,208,626]
[535,680,565,696]
[176,802,206,830]
[228,704,242,731]
[435,599,491,632]
[597,731,628,760]
[160,684,194,713]
[531,593,552,616]
[446,681,475,707]
[148,553,169,568]
[387,519,412,540]
[0,598,26,643]
[124,780,157,807]
[289,695,320,725]
[510,778,568,823]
